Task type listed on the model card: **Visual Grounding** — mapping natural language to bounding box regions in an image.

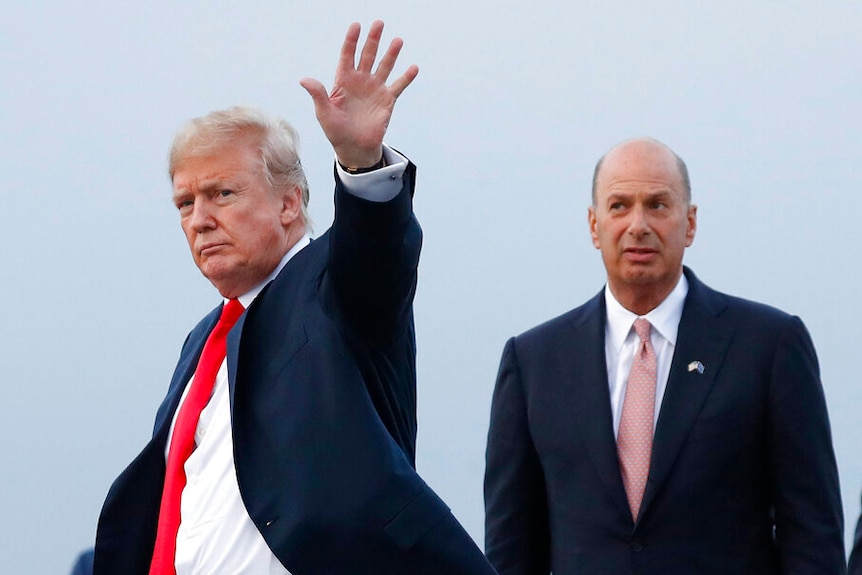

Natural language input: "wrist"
[337,154,386,174]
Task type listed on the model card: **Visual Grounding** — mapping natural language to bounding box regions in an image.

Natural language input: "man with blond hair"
[95,21,495,575]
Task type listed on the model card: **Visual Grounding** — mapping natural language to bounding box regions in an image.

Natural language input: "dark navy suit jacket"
[95,164,496,574]
[485,268,845,574]
[848,501,862,574]
[69,548,94,575]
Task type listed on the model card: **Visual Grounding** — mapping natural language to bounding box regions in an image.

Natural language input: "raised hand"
[300,20,419,169]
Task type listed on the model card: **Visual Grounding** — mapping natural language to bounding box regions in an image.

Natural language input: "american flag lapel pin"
[687,360,705,374]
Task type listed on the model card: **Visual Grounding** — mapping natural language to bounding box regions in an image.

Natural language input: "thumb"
[299,78,330,113]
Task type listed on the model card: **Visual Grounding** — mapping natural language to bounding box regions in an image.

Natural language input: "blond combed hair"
[169,106,312,228]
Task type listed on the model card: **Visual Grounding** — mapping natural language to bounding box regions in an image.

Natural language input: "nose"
[627,205,651,237]
[188,199,216,233]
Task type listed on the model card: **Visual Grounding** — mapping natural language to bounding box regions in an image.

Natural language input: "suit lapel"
[226,310,245,407]
[152,306,221,439]
[638,270,733,523]
[226,242,320,412]
[560,292,632,520]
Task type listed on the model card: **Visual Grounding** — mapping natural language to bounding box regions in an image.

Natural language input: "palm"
[323,68,395,159]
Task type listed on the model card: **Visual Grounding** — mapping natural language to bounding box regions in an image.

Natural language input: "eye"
[218,189,235,198]
[176,198,194,212]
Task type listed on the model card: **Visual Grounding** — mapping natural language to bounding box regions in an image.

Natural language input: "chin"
[208,277,243,299]
[200,266,235,290]
[622,267,658,282]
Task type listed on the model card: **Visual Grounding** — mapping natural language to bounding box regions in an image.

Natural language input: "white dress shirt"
[604,274,688,437]
[165,146,408,574]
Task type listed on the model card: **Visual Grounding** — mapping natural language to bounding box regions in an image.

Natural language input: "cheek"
[675,222,694,245]
[596,224,623,248]
[181,223,196,249]
[244,217,283,251]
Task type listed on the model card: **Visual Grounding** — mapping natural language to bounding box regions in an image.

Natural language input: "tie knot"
[221,298,245,327]
[633,318,651,343]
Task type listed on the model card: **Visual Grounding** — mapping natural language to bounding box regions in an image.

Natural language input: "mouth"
[623,247,658,262]
[198,242,227,257]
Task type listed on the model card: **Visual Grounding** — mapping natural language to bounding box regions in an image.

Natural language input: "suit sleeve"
[326,160,421,346]
[69,548,94,575]
[768,316,845,573]
[485,337,551,575]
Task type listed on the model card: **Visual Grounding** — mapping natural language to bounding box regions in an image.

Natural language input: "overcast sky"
[2,2,861,572]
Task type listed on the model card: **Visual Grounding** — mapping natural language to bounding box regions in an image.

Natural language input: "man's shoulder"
[513,290,604,346]
[686,270,802,328]
[718,291,795,320]
[262,231,331,293]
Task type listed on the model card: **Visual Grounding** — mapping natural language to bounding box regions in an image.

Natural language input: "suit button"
[631,539,644,552]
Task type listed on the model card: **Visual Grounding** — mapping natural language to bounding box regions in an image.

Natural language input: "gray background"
[2,2,861,572]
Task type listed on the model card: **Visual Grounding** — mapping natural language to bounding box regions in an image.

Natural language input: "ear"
[588,206,601,249]
[279,184,304,227]
[685,204,697,247]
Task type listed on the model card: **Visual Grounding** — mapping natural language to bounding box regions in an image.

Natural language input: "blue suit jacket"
[848,501,862,574]
[485,268,845,574]
[69,548,94,575]
[95,164,496,574]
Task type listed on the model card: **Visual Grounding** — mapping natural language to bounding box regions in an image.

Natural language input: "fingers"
[366,23,417,97]
[325,20,418,97]
[390,64,419,99]
[337,22,362,74]
[357,20,384,73]
[374,36,403,81]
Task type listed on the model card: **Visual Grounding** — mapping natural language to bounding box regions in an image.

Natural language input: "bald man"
[484,138,845,574]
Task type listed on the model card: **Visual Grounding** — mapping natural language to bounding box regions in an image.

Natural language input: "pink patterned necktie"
[617,318,657,522]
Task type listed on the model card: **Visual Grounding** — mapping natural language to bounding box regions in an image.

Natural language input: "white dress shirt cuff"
[335,144,408,203]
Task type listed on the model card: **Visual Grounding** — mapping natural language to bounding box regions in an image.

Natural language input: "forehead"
[172,137,263,192]
[596,141,684,199]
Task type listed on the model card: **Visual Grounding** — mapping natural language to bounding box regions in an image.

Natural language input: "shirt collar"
[604,272,689,352]
[232,233,312,308]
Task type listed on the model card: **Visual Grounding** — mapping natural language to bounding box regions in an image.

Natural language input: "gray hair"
[169,106,312,228]
[591,138,691,206]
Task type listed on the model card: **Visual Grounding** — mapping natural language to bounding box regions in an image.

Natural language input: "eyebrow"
[606,189,673,202]
[172,177,222,198]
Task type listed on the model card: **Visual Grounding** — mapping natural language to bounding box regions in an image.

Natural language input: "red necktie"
[617,318,657,522]
[149,299,244,574]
